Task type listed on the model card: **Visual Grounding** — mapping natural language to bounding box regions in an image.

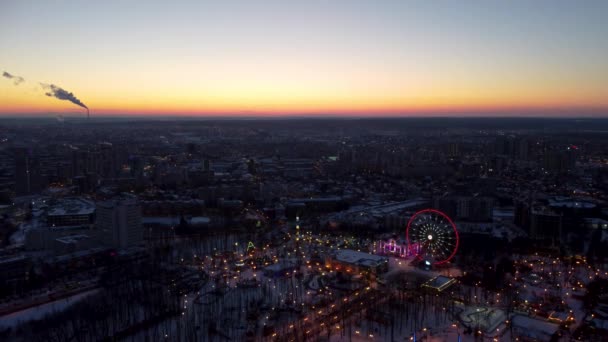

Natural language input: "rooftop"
[142,216,210,226]
[512,315,559,336]
[55,234,91,244]
[334,249,388,267]
[264,259,298,272]
[47,198,95,217]
[548,198,596,209]
[289,196,343,203]
[422,275,456,292]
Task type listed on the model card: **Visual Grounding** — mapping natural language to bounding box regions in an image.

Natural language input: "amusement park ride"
[380,208,460,268]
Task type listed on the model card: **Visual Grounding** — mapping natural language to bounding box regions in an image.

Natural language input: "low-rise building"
[326,249,388,275]
[46,198,95,227]
[0,254,30,286]
[421,275,456,292]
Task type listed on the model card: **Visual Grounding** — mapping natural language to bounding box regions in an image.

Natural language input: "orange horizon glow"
[1,1,607,117]
[2,106,607,118]
[2,90,607,117]
[2,75,607,117]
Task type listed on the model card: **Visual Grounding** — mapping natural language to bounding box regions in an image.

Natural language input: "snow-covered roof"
[333,249,387,267]
[55,234,90,244]
[548,198,595,209]
[512,315,559,336]
[142,216,210,226]
[47,198,95,217]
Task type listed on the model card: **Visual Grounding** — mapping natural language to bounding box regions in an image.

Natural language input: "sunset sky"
[1,0,607,117]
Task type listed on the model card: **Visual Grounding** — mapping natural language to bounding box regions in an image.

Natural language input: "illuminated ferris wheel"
[406,209,459,266]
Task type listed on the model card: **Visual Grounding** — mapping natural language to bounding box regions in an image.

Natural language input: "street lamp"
[452,323,461,342]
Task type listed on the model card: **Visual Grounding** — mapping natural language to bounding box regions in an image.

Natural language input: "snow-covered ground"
[0,289,98,329]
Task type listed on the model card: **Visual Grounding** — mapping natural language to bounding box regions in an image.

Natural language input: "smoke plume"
[40,83,88,110]
[2,71,25,85]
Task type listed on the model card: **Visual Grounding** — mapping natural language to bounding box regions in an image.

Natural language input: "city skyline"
[1,0,608,117]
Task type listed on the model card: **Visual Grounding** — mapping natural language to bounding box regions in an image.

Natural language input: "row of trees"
[6,261,180,341]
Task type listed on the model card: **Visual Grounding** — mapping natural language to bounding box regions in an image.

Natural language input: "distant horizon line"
[2,114,608,121]
[2,105,607,119]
